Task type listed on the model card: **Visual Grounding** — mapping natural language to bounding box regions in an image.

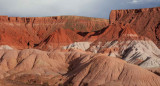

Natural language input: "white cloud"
[132,0,140,3]
[129,0,160,4]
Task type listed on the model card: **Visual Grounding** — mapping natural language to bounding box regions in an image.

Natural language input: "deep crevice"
[155,23,160,41]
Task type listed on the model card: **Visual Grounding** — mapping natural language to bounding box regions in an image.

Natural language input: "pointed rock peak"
[120,24,138,37]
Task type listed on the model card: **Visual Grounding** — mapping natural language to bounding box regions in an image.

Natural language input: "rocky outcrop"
[109,7,160,48]
[36,28,84,50]
[0,16,109,32]
[87,24,160,68]
[0,16,109,49]
[63,42,91,51]
[0,48,160,86]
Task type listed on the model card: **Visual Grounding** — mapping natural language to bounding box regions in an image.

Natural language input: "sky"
[0,0,159,19]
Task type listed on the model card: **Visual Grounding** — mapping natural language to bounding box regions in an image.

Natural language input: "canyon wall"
[0,16,109,32]
[109,7,160,48]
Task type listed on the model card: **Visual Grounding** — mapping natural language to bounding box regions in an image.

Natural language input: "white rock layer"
[0,45,13,50]
[63,42,91,51]
[90,40,160,68]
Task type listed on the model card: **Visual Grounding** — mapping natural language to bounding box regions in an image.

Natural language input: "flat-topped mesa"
[0,16,62,22]
[109,7,160,48]
[109,7,160,24]
[0,16,109,31]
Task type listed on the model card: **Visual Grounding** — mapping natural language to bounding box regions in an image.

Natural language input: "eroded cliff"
[0,16,109,49]
[109,7,160,48]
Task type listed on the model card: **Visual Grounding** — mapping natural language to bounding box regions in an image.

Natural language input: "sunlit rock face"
[88,25,160,68]
[63,42,91,51]
[0,16,109,50]
[110,7,160,48]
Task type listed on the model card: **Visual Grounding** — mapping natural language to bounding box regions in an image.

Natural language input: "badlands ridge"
[0,7,160,86]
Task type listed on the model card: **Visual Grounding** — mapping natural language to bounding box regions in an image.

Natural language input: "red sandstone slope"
[37,28,83,50]
[0,16,108,49]
[109,7,160,48]
[86,24,160,69]
[83,24,140,45]
[77,24,123,42]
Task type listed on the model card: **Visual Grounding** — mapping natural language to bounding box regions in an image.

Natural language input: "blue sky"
[0,0,159,19]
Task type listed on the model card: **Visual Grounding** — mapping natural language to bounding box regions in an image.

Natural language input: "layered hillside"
[0,49,160,86]
[0,16,109,32]
[0,16,109,49]
[37,28,84,50]
[87,24,160,68]
[109,7,160,48]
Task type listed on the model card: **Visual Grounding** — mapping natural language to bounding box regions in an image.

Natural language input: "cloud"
[129,0,160,4]
[132,0,140,3]
[0,0,159,18]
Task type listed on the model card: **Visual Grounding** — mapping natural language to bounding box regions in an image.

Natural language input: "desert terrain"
[0,7,160,86]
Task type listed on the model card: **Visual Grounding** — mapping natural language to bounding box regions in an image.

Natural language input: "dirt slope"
[0,49,160,86]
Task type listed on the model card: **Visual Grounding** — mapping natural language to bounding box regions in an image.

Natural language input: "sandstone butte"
[0,7,160,86]
[109,7,160,48]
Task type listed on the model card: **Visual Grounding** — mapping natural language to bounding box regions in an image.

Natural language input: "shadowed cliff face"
[109,7,160,48]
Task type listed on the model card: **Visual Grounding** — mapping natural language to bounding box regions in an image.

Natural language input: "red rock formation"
[84,24,140,46]
[78,24,123,42]
[86,23,160,69]
[0,16,109,32]
[0,16,109,49]
[37,28,83,50]
[109,7,160,48]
